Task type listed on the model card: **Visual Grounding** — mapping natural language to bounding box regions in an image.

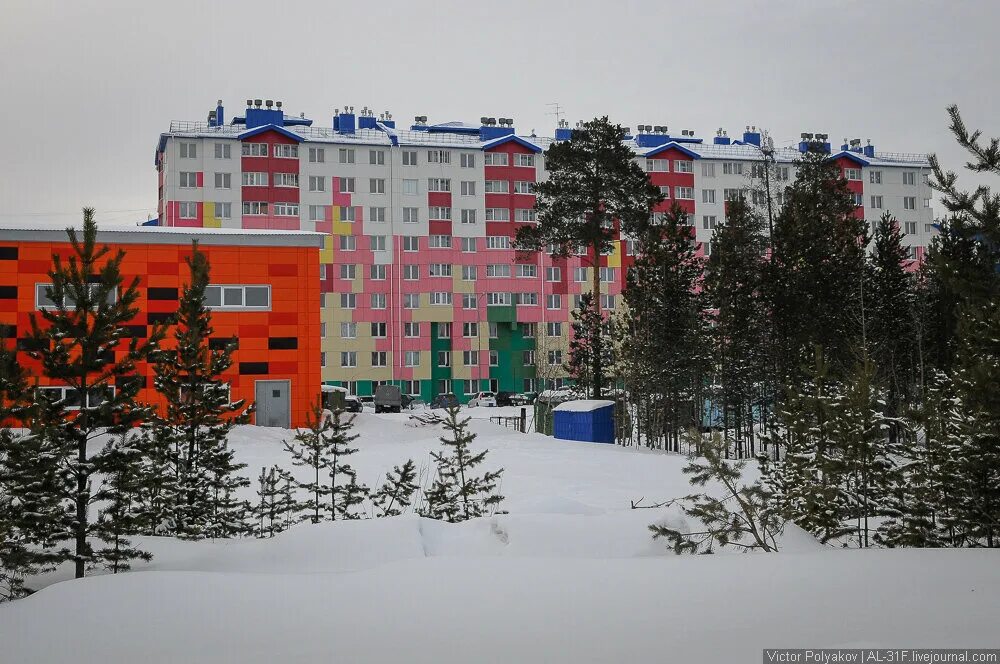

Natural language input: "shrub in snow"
[372,460,419,517]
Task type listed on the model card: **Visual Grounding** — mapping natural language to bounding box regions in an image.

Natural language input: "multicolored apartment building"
[155,99,936,401]
[0,224,322,428]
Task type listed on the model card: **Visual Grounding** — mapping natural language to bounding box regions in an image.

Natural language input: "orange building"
[0,224,322,428]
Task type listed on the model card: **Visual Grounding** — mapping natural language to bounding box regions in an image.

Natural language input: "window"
[516,264,536,278]
[35,283,117,310]
[179,172,198,188]
[339,177,355,193]
[179,201,198,219]
[904,221,917,235]
[702,189,716,204]
[547,350,563,366]
[401,207,419,224]
[403,264,419,280]
[703,215,717,230]
[462,294,478,309]
[37,385,115,410]
[214,143,231,159]
[427,150,451,164]
[903,197,916,210]
[703,242,712,257]
[428,178,451,192]
[751,164,767,179]
[369,207,386,223]
[369,235,387,252]
[775,166,790,180]
[485,208,509,222]
[624,240,637,256]
[852,193,863,207]
[463,351,479,366]
[338,148,355,164]
[487,292,512,306]
[460,153,476,168]
[437,351,451,367]
[573,267,588,282]
[514,209,536,222]
[203,285,270,310]
[701,162,716,177]
[367,322,386,339]
[461,209,477,224]
[866,195,883,209]
[522,322,537,338]
[404,322,420,337]
[339,235,356,251]
[402,236,419,252]
[242,201,267,216]
[369,149,385,165]
[309,205,325,221]
[487,264,511,278]
[320,352,326,368]
[546,294,562,309]
[460,380,476,395]
[213,202,232,219]
[546,322,562,337]
[674,186,694,200]
[273,203,299,216]
[925,223,936,234]
[515,154,535,167]
[463,322,479,337]
[241,143,266,157]
[902,171,916,186]
[645,159,668,172]
[339,293,356,309]
[869,170,881,184]
[398,179,418,196]
[488,350,499,367]
[402,150,417,166]
[342,207,358,222]
[339,264,356,280]
[179,142,197,158]
[924,198,931,208]
[845,168,862,181]
[213,172,231,189]
[599,267,615,282]
[319,264,328,280]
[369,178,386,194]
[308,176,325,192]
[340,352,357,368]
[462,265,477,281]
[308,147,325,163]
[514,181,534,194]
[340,322,357,339]
[242,172,268,186]
[403,293,419,309]
[485,180,509,193]
[723,162,743,175]
[273,173,298,188]
[461,237,477,252]
[546,267,562,281]
[516,292,538,306]
[370,293,386,309]
[522,350,536,366]
[723,188,745,202]
[437,323,452,339]
[370,264,386,280]
[674,160,693,173]
[429,206,452,220]
[484,152,509,166]
[429,235,452,248]
[601,294,616,310]
[371,352,387,367]
[271,144,296,158]
[404,351,420,367]
[461,181,476,196]
[428,263,452,277]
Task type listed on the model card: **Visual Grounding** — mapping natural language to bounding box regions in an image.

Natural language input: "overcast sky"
[1,0,997,226]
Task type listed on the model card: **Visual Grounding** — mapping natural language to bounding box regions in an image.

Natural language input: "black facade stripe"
[239,362,268,375]
[116,375,147,391]
[120,325,147,338]
[0,286,15,299]
[147,287,178,301]
[147,312,175,325]
[209,337,237,351]
[0,247,17,260]
[17,338,47,352]
[0,324,15,338]
[268,337,298,350]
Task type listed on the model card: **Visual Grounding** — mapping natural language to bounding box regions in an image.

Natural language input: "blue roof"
[237,124,304,142]
[480,134,543,154]
[644,142,701,160]
[828,150,870,166]
[426,121,481,135]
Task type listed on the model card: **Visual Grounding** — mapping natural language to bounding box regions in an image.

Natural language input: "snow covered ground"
[1,414,997,663]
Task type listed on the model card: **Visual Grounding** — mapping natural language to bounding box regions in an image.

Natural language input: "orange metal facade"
[0,229,321,428]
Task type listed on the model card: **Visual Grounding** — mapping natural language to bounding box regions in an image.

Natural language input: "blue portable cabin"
[552,400,615,444]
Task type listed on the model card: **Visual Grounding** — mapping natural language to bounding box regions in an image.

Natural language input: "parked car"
[431,393,460,409]
[467,391,497,407]
[344,395,363,413]
[510,392,537,406]
[374,384,402,413]
[496,391,515,407]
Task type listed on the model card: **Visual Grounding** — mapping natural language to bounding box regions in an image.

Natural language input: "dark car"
[496,391,515,407]
[344,395,363,413]
[431,393,460,409]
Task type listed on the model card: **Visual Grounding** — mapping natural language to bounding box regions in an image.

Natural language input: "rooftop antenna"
[547,102,564,125]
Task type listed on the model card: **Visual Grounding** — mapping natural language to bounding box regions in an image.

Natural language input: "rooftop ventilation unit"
[246,99,253,107]
[254,99,262,108]
[275,101,282,109]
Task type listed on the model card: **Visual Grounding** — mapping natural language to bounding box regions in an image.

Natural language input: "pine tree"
[93,432,152,573]
[327,409,367,520]
[620,204,708,451]
[28,208,165,578]
[420,405,503,523]
[253,465,295,538]
[131,425,180,536]
[651,433,783,554]
[704,198,768,457]
[152,242,251,539]
[372,460,419,517]
[566,292,613,395]
[283,405,335,524]
[515,117,663,398]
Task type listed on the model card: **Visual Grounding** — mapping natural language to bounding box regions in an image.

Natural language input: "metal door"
[255,380,291,428]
